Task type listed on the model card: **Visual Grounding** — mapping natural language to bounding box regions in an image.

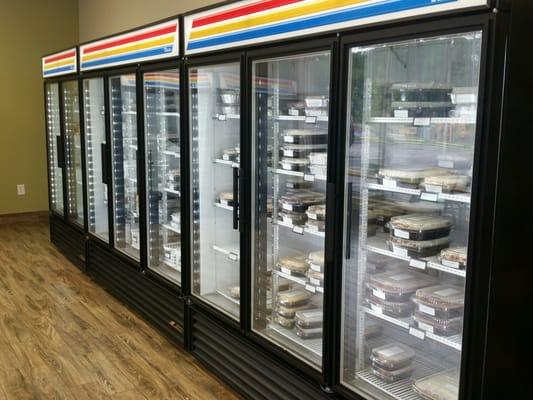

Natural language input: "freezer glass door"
[83,77,109,242]
[251,51,331,369]
[340,32,482,399]
[190,62,241,320]
[144,69,181,285]
[46,82,64,215]
[63,80,84,227]
[109,74,139,260]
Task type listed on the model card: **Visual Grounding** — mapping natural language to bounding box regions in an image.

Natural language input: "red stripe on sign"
[83,24,177,54]
[45,50,76,64]
[192,0,303,28]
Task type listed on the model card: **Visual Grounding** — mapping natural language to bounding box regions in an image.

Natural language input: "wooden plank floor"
[0,220,242,400]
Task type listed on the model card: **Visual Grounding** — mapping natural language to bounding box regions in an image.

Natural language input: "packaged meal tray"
[370,342,415,370]
[372,364,415,383]
[218,191,235,206]
[366,295,414,318]
[422,174,471,194]
[368,270,437,296]
[167,169,181,182]
[307,269,324,287]
[413,312,463,337]
[228,286,240,300]
[278,254,309,275]
[364,321,384,340]
[281,143,327,158]
[305,96,329,108]
[378,167,449,185]
[295,309,323,329]
[277,303,313,319]
[413,369,459,400]
[414,284,465,311]
[286,178,313,190]
[389,214,452,241]
[305,108,328,118]
[275,314,295,329]
[308,152,328,166]
[438,247,467,269]
[279,158,309,171]
[307,250,324,272]
[279,210,307,226]
[279,191,326,213]
[283,129,328,145]
[221,147,240,161]
[388,235,450,258]
[277,289,312,307]
[305,204,326,220]
[306,219,326,233]
[296,325,323,339]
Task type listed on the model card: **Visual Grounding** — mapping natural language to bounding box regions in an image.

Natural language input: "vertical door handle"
[101,143,108,184]
[232,167,239,230]
[346,182,353,259]
[56,136,65,168]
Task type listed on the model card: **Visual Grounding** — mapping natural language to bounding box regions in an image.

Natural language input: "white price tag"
[284,149,294,157]
[438,160,455,169]
[370,304,383,314]
[220,199,229,206]
[372,289,386,300]
[309,277,321,286]
[425,184,442,194]
[409,259,427,270]
[305,116,317,124]
[218,114,227,121]
[317,287,324,293]
[394,109,409,118]
[413,117,431,127]
[228,252,239,261]
[309,263,322,272]
[418,303,436,316]
[409,327,426,340]
[292,225,304,235]
[441,259,461,269]
[417,321,434,334]
[281,267,292,275]
[382,178,397,188]
[305,284,316,293]
[284,136,294,143]
[392,245,409,258]
[304,174,315,182]
[394,229,410,239]
[282,203,293,211]
[307,213,317,220]
[421,192,439,202]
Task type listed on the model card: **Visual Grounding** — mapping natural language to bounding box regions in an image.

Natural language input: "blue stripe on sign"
[187,0,456,50]
[44,65,75,76]
[81,46,174,69]
[145,81,181,89]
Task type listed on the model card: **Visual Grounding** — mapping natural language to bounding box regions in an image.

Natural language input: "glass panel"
[46,82,64,215]
[340,32,482,400]
[110,74,139,260]
[63,80,84,226]
[84,78,109,242]
[251,51,331,369]
[144,69,181,285]
[190,62,241,320]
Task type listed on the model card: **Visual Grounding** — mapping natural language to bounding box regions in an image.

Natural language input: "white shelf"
[162,150,180,158]
[363,307,462,351]
[368,182,471,204]
[276,115,328,123]
[214,202,233,212]
[276,219,325,239]
[269,323,322,358]
[213,113,240,120]
[163,188,181,196]
[148,111,179,117]
[162,259,181,272]
[214,158,240,168]
[366,234,466,278]
[216,290,240,306]
[212,244,240,261]
[438,192,471,204]
[271,168,327,181]
[275,269,308,286]
[369,116,476,125]
[367,182,421,196]
[162,223,181,234]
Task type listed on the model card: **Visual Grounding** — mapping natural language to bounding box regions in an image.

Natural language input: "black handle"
[233,167,239,230]
[239,167,244,233]
[325,182,336,265]
[346,182,353,259]
[101,143,108,184]
[56,136,64,168]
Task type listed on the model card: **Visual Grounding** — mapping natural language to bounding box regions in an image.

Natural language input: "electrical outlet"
[17,184,25,196]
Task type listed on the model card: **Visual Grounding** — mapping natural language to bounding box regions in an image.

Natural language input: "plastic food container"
[228,286,240,300]
[372,364,414,383]
[413,369,459,400]
[309,152,327,166]
[163,242,181,267]
[283,129,328,145]
[387,236,450,258]
[277,289,311,307]
[307,269,324,287]
[279,191,326,213]
[305,96,329,108]
[279,158,309,171]
[378,167,449,185]
[422,174,471,193]
[286,179,312,190]
[281,143,327,158]
[279,210,307,226]
[413,312,463,336]
[438,247,467,269]
[414,284,465,311]
[220,90,239,105]
[304,108,328,118]
[278,254,309,275]
[275,314,295,328]
[296,325,323,339]
[366,295,414,318]
[295,309,323,328]
[277,303,312,318]
[389,214,452,241]
[370,343,415,370]
[368,270,437,296]
[309,164,327,177]
[221,147,239,161]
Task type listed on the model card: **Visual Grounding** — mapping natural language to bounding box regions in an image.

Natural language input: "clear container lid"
[284,129,328,137]
[379,167,449,183]
[277,289,311,307]
[389,214,452,232]
[414,284,465,309]
[295,309,323,326]
[388,236,450,252]
[422,174,471,191]
[307,250,324,267]
[413,311,463,331]
[368,271,437,295]
[371,343,415,369]
[413,369,459,400]
[278,254,309,274]
[439,247,468,265]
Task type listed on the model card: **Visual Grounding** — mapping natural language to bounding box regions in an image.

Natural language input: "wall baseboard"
[0,211,49,225]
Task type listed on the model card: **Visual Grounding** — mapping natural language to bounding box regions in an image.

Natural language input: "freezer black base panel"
[49,213,85,270]
[86,239,185,346]
[190,306,334,400]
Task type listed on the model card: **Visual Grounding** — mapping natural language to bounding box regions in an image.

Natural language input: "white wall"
[79,0,219,42]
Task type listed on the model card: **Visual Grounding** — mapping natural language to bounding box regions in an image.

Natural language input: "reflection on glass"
[251,52,331,369]
[144,69,181,285]
[190,63,241,320]
[63,80,84,226]
[46,82,64,215]
[340,32,482,400]
[110,74,139,260]
[84,78,109,242]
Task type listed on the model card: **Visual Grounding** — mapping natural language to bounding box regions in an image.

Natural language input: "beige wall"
[79,0,219,42]
[0,0,78,215]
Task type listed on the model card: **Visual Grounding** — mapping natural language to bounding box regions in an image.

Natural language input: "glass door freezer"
[340,31,482,400]
[45,82,64,216]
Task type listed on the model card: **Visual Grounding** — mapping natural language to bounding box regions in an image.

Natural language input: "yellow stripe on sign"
[45,57,75,70]
[190,0,368,40]
[82,35,175,62]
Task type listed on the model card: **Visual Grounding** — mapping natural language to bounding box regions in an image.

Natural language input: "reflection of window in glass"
[340,32,482,400]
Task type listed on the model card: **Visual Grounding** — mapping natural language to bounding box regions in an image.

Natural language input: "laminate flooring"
[0,220,242,400]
